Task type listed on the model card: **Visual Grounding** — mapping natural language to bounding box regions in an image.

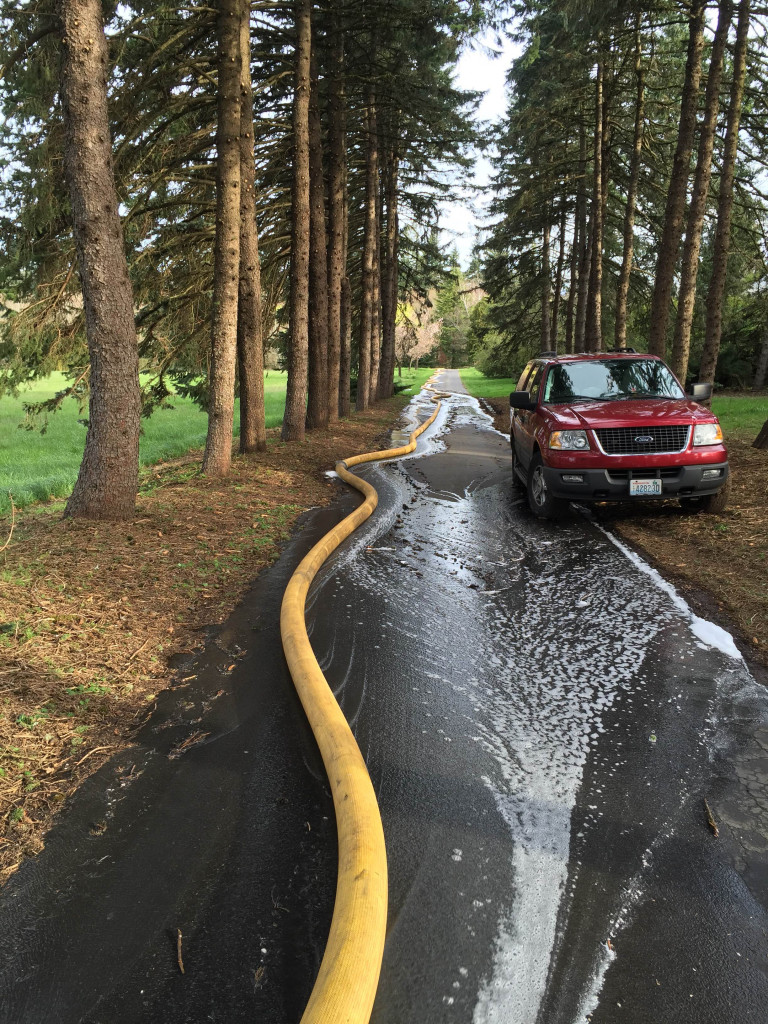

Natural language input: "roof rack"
[608,346,638,353]
[538,350,558,358]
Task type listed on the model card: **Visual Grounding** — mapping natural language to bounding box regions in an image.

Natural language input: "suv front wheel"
[679,476,731,515]
[527,451,565,520]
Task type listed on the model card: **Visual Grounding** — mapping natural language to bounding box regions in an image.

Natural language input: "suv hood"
[549,398,716,430]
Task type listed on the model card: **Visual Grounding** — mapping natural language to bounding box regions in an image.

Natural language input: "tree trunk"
[671,0,732,384]
[281,0,311,441]
[753,326,768,389]
[201,0,242,476]
[357,87,377,413]
[700,0,751,385]
[369,160,382,405]
[754,418,768,449]
[585,60,604,353]
[565,212,578,355]
[306,51,329,430]
[574,119,589,353]
[378,141,398,400]
[615,20,644,351]
[60,0,141,520]
[540,220,551,352]
[237,2,266,453]
[550,206,566,351]
[648,0,706,358]
[339,275,351,416]
[326,14,345,423]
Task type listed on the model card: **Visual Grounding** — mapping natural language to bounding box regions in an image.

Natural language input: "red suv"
[509,351,730,519]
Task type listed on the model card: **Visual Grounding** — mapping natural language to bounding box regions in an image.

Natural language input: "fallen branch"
[74,745,116,768]
[177,928,185,974]
[0,493,16,553]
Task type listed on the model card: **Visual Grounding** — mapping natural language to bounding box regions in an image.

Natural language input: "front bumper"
[543,462,730,502]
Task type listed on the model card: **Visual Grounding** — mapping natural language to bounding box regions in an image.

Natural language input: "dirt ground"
[0,397,409,883]
[484,397,768,675]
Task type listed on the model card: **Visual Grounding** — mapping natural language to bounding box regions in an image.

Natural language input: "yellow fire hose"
[280,394,442,1023]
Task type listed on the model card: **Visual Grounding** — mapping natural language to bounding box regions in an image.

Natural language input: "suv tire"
[679,476,730,515]
[527,451,565,519]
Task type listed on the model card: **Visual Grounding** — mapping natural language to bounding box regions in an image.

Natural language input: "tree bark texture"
[202,0,242,475]
[306,53,330,430]
[585,60,604,353]
[648,0,706,358]
[700,0,751,385]
[237,2,266,453]
[378,142,399,399]
[550,207,566,351]
[753,326,768,389]
[671,0,732,383]
[615,22,644,351]
[574,119,589,353]
[281,0,311,441]
[565,213,579,355]
[60,0,141,520]
[540,220,551,352]
[326,15,346,422]
[369,170,382,404]
[357,88,377,412]
[339,275,352,416]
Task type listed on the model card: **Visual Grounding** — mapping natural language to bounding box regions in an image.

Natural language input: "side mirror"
[509,390,536,411]
[688,382,712,401]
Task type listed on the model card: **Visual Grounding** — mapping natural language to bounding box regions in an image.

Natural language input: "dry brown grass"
[0,398,408,883]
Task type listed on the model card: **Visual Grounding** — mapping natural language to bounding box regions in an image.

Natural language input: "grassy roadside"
[459,369,768,672]
[0,395,411,883]
[0,371,290,514]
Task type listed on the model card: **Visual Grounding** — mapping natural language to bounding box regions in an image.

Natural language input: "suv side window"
[526,365,544,402]
[516,362,534,392]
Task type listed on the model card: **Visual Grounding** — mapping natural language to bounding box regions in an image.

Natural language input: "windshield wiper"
[625,391,674,399]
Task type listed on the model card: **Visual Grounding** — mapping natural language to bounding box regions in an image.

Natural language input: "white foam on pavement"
[599,526,743,662]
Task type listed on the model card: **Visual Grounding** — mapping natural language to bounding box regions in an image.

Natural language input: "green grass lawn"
[0,372,288,514]
[459,367,767,442]
[711,394,768,441]
[393,366,438,394]
[0,367,440,517]
[458,366,519,398]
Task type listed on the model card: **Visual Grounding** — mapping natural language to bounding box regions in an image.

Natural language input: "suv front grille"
[594,425,690,455]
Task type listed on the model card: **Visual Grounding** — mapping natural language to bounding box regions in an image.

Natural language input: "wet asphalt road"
[2,370,768,1023]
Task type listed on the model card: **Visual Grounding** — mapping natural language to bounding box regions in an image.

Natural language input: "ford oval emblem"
[635,435,654,443]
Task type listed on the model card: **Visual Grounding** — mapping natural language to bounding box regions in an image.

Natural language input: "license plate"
[629,478,662,497]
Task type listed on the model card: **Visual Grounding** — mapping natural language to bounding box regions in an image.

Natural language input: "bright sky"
[439,30,523,269]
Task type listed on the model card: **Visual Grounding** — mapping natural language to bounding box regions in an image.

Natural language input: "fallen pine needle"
[704,798,720,838]
[168,732,210,760]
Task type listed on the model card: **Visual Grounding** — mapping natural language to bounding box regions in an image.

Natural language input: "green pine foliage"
[479,0,768,387]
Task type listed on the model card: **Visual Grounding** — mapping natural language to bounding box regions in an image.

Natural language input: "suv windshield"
[543,359,685,404]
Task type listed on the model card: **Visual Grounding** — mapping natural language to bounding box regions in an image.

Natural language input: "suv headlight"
[693,422,723,446]
[549,430,590,451]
